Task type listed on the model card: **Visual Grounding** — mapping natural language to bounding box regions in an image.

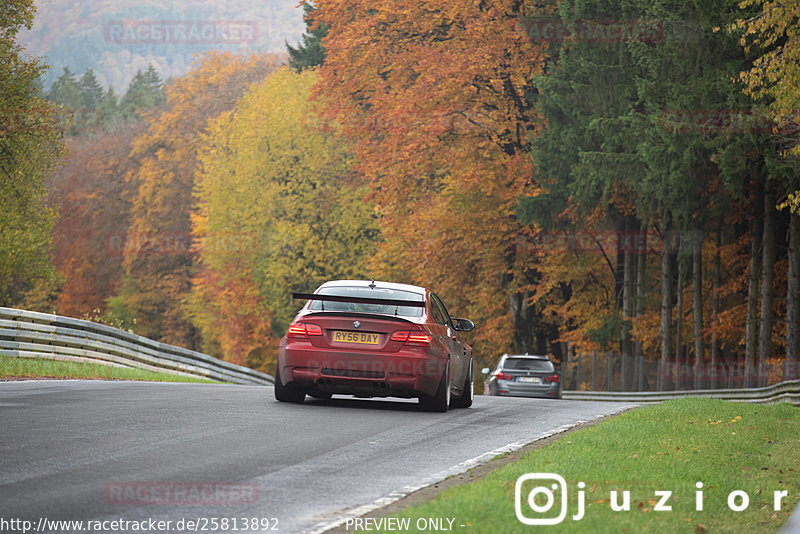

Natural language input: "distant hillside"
[19,0,305,91]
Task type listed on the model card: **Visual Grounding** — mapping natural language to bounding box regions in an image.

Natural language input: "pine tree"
[98,86,119,127]
[47,67,82,109]
[120,65,165,119]
[286,3,327,71]
[78,68,103,109]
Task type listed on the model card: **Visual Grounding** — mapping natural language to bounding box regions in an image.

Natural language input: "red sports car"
[275,280,475,411]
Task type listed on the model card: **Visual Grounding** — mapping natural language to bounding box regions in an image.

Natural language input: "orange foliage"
[48,124,145,317]
[313,0,549,356]
[117,52,283,350]
[188,263,278,369]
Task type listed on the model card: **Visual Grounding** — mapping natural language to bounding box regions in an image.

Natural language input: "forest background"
[4,0,800,390]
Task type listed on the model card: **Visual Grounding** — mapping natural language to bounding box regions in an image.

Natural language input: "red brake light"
[390,330,431,345]
[287,323,307,338]
[305,324,322,336]
[390,331,410,342]
[496,372,512,381]
[287,322,322,338]
[544,374,560,383]
[407,332,431,344]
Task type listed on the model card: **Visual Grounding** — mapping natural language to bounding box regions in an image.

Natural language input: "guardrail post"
[637,352,644,391]
[566,343,573,389]
[787,359,800,381]
[657,357,662,392]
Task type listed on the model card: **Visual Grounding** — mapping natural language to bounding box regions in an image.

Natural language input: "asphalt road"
[0,380,637,533]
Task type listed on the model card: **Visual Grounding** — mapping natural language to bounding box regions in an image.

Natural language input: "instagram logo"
[515,473,584,525]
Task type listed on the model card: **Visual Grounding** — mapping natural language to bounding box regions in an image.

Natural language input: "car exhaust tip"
[317,378,335,388]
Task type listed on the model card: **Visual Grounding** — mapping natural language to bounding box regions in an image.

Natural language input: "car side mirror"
[452,318,475,332]
[481,367,490,374]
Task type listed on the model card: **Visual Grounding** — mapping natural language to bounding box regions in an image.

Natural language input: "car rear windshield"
[503,358,555,372]
[308,286,425,317]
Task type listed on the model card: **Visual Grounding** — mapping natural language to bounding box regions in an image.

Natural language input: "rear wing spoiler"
[292,292,426,308]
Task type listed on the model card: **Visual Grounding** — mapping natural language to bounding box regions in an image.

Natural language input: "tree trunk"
[660,215,673,388]
[758,182,775,386]
[745,180,763,388]
[635,223,647,391]
[692,229,704,389]
[509,290,534,354]
[711,219,721,388]
[787,212,800,380]
[622,217,636,391]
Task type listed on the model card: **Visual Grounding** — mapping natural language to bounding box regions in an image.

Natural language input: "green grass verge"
[0,356,219,383]
[360,398,800,533]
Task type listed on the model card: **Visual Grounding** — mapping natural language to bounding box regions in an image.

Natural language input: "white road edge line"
[304,407,632,534]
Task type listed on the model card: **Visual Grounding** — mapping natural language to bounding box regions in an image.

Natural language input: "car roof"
[316,279,426,296]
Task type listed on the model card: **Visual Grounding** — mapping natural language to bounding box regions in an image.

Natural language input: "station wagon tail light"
[390,331,431,346]
[287,322,322,338]
[496,372,512,381]
[544,374,560,383]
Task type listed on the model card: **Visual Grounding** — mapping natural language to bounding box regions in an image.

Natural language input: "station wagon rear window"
[503,358,555,372]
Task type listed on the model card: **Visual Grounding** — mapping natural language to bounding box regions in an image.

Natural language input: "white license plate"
[518,376,541,384]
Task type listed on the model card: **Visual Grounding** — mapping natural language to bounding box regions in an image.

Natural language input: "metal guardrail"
[563,379,800,405]
[0,307,274,385]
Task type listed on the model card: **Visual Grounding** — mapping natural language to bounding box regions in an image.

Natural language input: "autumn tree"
[47,123,145,318]
[737,0,800,156]
[190,67,378,368]
[525,0,784,390]
[736,0,800,379]
[313,0,550,359]
[107,52,282,349]
[0,0,63,308]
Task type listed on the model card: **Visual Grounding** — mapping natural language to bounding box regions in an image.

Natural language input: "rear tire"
[450,361,473,409]
[274,362,305,404]
[420,361,450,412]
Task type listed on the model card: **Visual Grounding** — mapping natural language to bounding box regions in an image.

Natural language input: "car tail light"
[544,374,560,383]
[287,322,322,338]
[390,330,431,346]
[390,331,409,342]
[496,372,512,381]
